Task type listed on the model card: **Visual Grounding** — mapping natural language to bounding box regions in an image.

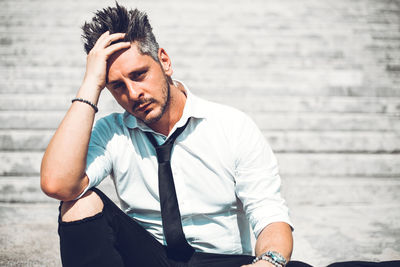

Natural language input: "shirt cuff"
[72,174,94,200]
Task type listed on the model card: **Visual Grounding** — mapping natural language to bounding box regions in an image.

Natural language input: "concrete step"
[2,174,399,206]
[1,152,398,177]
[253,113,400,132]
[277,153,400,177]
[1,94,400,114]
[0,79,79,94]
[0,175,118,204]
[1,78,399,96]
[208,96,400,115]
[1,129,399,153]
[0,130,52,151]
[281,176,400,207]
[265,131,400,153]
[3,44,398,68]
[0,152,41,176]
[0,176,49,203]
[1,111,399,131]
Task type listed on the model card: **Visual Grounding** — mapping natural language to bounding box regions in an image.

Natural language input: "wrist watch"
[253,251,287,267]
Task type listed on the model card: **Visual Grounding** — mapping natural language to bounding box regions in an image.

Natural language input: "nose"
[124,80,144,101]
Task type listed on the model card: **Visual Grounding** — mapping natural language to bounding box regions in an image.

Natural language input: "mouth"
[133,101,152,113]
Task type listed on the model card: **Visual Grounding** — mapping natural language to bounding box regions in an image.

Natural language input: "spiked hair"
[81,2,159,61]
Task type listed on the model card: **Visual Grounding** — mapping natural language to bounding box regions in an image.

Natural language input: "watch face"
[267,251,287,264]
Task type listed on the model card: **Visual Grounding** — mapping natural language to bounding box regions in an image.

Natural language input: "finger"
[94,31,110,45]
[101,32,126,48]
[99,30,110,39]
[104,41,131,57]
[92,32,124,50]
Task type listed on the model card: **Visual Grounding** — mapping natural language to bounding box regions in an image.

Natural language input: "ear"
[158,48,173,76]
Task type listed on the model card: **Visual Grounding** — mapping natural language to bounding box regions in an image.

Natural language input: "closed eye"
[129,69,148,81]
[109,82,124,90]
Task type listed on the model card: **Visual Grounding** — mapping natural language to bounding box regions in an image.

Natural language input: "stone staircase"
[0,0,399,266]
[1,93,399,202]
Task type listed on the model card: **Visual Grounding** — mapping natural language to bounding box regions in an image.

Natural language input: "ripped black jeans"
[58,187,259,267]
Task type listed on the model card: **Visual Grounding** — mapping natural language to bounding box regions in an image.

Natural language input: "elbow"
[40,172,81,201]
[40,173,65,201]
[40,175,63,200]
[40,158,87,201]
[40,155,66,200]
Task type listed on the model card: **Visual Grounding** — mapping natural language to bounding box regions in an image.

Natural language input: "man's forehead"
[107,42,141,67]
[106,43,151,83]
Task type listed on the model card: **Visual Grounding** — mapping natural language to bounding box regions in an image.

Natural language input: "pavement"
[1,177,399,267]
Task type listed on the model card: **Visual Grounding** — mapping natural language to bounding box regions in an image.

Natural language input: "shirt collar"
[122,79,207,133]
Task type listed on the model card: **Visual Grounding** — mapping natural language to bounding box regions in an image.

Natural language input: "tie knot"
[155,143,173,163]
[145,119,191,163]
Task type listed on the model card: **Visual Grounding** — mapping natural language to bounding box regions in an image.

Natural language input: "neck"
[148,80,187,136]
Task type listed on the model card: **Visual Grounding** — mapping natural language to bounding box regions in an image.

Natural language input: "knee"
[60,190,104,222]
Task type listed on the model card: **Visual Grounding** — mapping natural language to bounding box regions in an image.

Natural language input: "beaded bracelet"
[253,255,283,267]
[252,251,287,267]
[71,98,98,113]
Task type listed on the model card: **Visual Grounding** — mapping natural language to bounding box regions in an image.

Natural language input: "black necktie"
[145,120,194,261]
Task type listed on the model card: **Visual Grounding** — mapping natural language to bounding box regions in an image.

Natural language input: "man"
[41,3,303,267]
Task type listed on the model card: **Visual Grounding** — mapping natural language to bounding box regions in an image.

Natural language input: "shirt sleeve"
[75,117,113,199]
[233,112,293,238]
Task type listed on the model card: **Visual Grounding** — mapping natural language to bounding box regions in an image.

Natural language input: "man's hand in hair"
[82,31,131,93]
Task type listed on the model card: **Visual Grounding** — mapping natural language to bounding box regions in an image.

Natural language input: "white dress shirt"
[84,81,293,255]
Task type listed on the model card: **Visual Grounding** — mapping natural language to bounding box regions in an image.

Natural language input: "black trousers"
[58,187,310,267]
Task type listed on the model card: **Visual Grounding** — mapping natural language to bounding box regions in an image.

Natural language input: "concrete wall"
[0,0,399,266]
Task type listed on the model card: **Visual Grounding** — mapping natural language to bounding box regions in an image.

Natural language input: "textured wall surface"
[0,0,399,266]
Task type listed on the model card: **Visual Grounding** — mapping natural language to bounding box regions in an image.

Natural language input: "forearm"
[40,83,100,201]
[41,32,130,200]
[255,222,293,261]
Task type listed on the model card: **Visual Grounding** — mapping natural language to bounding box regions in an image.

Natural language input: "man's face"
[106,43,171,125]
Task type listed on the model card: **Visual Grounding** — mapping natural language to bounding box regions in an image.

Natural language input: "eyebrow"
[107,67,149,86]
